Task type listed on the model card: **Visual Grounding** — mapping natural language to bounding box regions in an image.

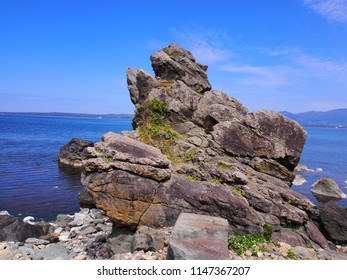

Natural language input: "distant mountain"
[281,109,347,128]
[0,112,134,119]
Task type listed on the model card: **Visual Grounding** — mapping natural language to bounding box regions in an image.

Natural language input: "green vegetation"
[233,187,246,197]
[138,98,179,156]
[187,174,198,182]
[175,147,197,163]
[102,156,114,163]
[160,80,174,87]
[228,234,267,256]
[217,162,229,170]
[262,224,273,241]
[212,178,222,185]
[228,225,275,256]
[285,250,298,260]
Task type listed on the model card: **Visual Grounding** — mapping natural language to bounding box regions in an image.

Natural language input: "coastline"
[1,207,347,260]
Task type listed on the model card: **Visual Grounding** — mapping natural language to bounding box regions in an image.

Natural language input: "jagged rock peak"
[150,43,212,93]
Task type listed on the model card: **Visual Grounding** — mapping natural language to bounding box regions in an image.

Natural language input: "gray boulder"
[312,178,347,201]
[0,213,51,242]
[318,203,347,244]
[58,138,94,168]
[167,213,230,260]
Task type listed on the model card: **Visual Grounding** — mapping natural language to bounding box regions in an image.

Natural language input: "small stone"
[244,250,253,257]
[257,251,264,258]
[278,242,292,250]
[0,243,7,250]
[53,227,64,235]
[25,238,50,245]
[74,254,87,260]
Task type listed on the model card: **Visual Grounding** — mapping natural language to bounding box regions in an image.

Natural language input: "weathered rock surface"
[0,213,52,242]
[312,178,347,201]
[79,43,333,250]
[58,138,94,168]
[167,213,230,260]
[318,203,347,244]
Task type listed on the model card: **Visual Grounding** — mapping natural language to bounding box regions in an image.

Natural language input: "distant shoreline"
[0,112,134,120]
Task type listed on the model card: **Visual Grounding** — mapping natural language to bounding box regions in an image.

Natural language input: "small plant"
[212,178,222,185]
[217,162,229,170]
[262,224,273,241]
[282,218,293,229]
[187,174,197,182]
[160,80,174,87]
[233,187,246,197]
[285,250,298,260]
[176,147,197,163]
[228,234,267,256]
[102,156,114,163]
[138,98,179,156]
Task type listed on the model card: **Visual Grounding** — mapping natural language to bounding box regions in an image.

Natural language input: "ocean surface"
[0,114,132,221]
[0,115,346,221]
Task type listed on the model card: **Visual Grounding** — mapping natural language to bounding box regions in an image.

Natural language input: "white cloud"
[170,28,232,64]
[304,0,347,23]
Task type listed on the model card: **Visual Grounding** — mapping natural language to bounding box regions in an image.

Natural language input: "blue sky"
[0,0,346,114]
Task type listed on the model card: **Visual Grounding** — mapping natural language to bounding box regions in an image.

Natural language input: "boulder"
[58,138,94,168]
[0,213,51,242]
[312,178,347,201]
[318,203,347,244]
[167,213,230,260]
[212,110,306,171]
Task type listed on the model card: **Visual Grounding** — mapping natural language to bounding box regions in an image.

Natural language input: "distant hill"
[281,109,347,128]
[0,112,134,119]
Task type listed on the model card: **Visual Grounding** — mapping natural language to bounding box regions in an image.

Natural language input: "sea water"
[0,115,346,221]
[292,127,347,207]
[0,114,132,221]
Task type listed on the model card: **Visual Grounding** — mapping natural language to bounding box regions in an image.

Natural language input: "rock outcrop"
[58,138,94,168]
[80,43,332,249]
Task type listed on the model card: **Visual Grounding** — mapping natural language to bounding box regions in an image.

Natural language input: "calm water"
[292,127,347,207]
[0,115,346,221]
[0,114,132,221]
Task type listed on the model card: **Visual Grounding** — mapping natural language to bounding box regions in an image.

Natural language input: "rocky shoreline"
[2,43,347,260]
[1,208,347,260]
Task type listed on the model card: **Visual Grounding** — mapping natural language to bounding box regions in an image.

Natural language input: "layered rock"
[167,213,230,260]
[80,43,332,249]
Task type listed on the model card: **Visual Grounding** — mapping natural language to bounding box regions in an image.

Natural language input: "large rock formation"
[81,43,331,248]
